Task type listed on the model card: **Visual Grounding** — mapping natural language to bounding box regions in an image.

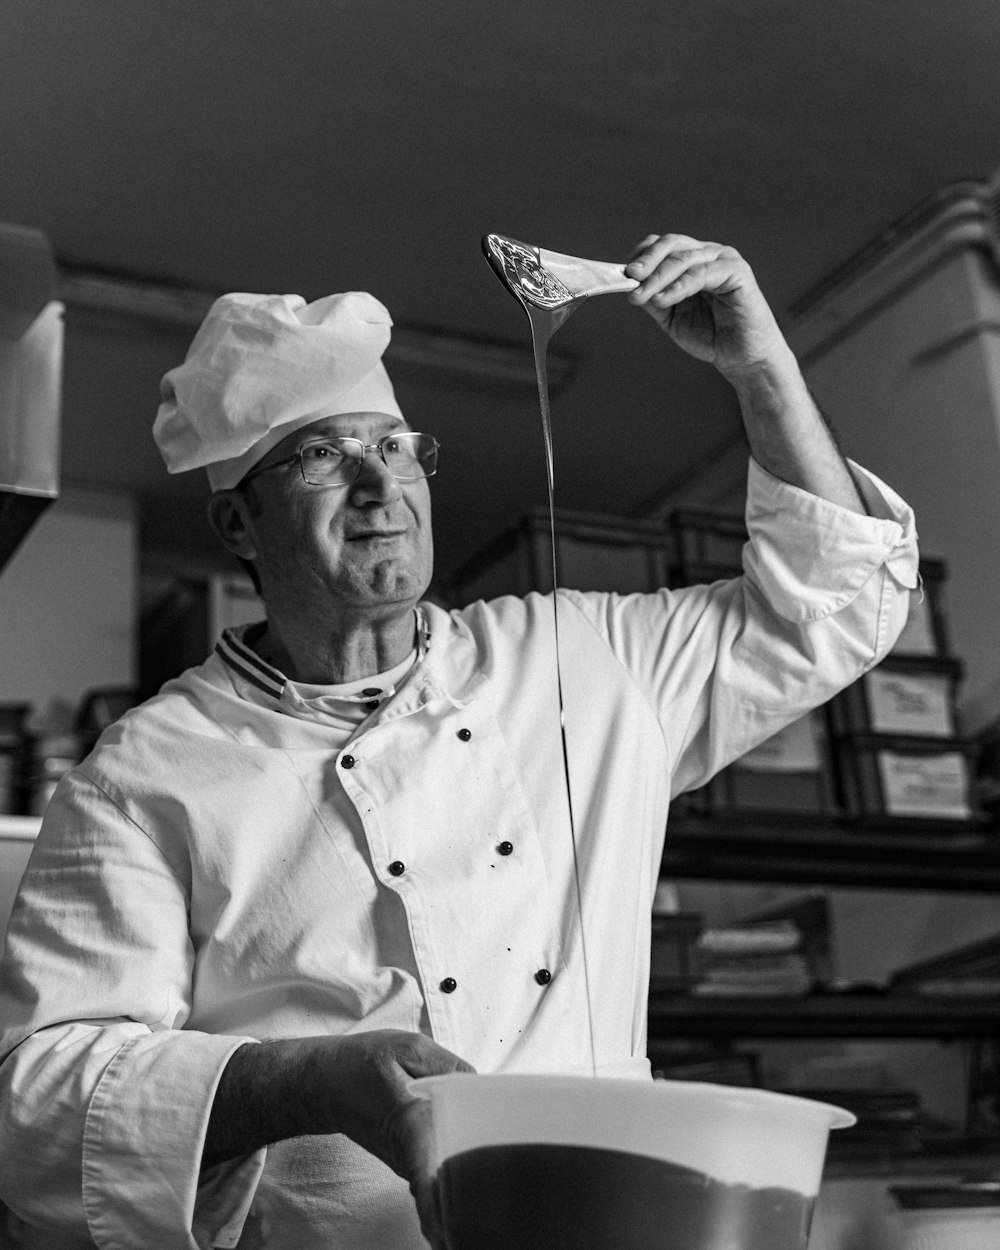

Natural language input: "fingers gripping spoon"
[481,233,640,317]
[481,234,639,1079]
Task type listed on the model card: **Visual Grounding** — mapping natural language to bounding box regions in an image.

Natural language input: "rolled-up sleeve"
[676,455,918,792]
[743,456,919,627]
[572,456,919,798]
[0,774,264,1250]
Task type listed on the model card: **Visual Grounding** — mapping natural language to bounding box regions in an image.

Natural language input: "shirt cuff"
[743,456,920,623]
[83,1031,264,1250]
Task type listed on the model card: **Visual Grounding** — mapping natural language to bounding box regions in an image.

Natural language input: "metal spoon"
[481,233,639,329]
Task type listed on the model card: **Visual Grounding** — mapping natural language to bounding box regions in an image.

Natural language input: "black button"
[497,841,514,856]
[457,728,472,741]
[389,860,405,877]
[440,977,457,993]
[534,968,552,985]
[341,754,355,769]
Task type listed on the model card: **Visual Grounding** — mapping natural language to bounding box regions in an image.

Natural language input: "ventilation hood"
[0,224,62,575]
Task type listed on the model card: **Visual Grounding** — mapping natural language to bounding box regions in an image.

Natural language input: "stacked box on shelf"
[0,705,32,817]
[669,505,747,589]
[830,558,986,829]
[678,708,840,823]
[668,507,840,822]
[442,505,673,604]
[649,912,704,990]
[889,557,950,659]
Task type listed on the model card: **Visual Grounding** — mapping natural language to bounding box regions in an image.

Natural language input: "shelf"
[648,991,1000,1039]
[823,1141,1000,1179]
[662,817,1000,892]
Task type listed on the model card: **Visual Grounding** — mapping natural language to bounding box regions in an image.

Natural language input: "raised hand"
[624,232,788,378]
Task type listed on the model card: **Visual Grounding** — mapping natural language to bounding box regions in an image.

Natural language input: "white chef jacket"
[0,459,918,1250]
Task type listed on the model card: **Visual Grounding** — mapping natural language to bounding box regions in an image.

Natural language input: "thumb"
[391,1036,477,1083]
[417,1052,477,1078]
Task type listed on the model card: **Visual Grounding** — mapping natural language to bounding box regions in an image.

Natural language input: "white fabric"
[0,458,918,1249]
[152,291,403,491]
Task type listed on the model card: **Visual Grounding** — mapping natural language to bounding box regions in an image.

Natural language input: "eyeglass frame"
[239,430,440,488]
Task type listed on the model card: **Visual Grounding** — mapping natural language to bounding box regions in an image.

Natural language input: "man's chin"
[351,569,432,611]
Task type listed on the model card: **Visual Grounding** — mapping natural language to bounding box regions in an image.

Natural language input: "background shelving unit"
[662,817,1000,894]
[649,990,999,1040]
[652,815,1000,1175]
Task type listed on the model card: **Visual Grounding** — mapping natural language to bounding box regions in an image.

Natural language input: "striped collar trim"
[216,629,285,699]
[215,605,432,703]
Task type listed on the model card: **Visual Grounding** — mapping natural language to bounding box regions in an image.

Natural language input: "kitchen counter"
[0,816,40,841]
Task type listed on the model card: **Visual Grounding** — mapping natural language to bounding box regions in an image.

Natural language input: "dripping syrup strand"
[525,299,598,1079]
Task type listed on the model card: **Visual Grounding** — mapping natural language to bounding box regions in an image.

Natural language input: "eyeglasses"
[242,431,440,488]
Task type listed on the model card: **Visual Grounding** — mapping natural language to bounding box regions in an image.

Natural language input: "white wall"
[800,250,1000,730]
[784,200,1000,733]
[0,484,137,714]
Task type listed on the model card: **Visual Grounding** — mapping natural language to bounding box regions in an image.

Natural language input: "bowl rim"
[409,1073,857,1130]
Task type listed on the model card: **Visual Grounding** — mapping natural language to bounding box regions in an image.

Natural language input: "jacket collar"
[214,602,484,715]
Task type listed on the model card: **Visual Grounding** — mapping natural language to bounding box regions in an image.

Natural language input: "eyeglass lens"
[300,433,438,485]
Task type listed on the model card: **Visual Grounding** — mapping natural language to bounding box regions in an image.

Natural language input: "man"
[0,233,918,1249]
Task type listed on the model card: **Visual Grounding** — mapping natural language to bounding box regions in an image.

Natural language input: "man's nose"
[349,448,403,505]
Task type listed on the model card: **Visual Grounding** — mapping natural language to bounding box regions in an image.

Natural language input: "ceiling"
[3,1,1000,583]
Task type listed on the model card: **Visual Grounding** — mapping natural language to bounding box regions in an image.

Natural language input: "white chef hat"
[153,290,403,491]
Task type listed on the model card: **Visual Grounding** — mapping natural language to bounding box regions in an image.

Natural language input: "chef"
[0,232,918,1249]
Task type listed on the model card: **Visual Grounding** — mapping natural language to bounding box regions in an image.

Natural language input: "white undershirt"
[279,649,418,734]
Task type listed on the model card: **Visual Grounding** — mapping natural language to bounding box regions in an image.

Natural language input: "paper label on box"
[877,750,971,818]
[866,669,953,736]
[735,713,822,773]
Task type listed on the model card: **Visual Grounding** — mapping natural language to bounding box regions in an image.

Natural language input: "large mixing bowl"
[411,1073,854,1250]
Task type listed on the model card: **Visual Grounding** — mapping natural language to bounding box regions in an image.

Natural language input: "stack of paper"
[693,920,812,996]
[890,932,1000,997]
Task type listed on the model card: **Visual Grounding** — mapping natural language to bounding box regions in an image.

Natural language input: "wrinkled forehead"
[271,411,411,456]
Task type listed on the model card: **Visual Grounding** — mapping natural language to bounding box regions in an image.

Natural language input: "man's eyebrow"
[306,416,410,440]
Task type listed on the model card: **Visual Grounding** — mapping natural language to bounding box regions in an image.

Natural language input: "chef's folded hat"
[153,290,403,490]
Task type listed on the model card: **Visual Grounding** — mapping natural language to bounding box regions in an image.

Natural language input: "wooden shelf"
[662,817,1000,892]
[648,990,1000,1039]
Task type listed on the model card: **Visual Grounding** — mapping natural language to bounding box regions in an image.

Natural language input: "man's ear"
[207,490,259,560]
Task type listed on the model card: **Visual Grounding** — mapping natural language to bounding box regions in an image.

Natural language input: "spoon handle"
[537,247,640,299]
